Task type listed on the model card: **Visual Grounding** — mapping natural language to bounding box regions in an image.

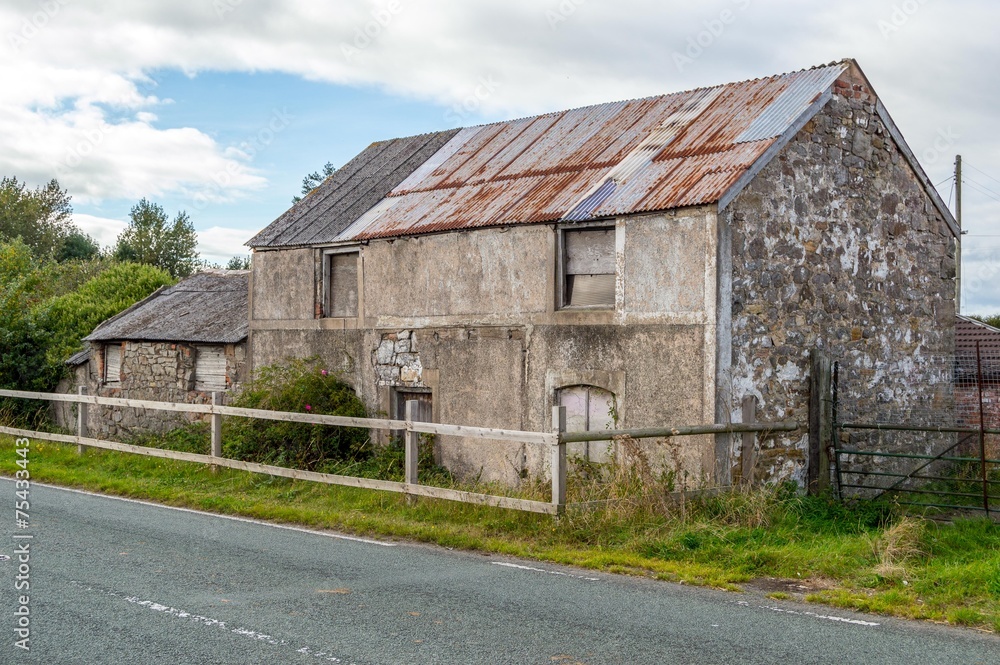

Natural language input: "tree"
[38,262,174,367]
[0,176,75,258]
[56,231,100,262]
[0,246,173,424]
[113,199,200,278]
[292,162,336,203]
[225,255,251,270]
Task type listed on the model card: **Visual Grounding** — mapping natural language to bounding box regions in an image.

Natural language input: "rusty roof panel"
[738,66,845,142]
[253,62,849,247]
[505,168,609,224]
[593,140,775,216]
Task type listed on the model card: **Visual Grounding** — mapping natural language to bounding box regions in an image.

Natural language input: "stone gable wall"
[724,72,956,484]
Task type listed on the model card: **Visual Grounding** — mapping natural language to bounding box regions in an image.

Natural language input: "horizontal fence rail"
[0,388,796,515]
[0,425,559,515]
[559,421,799,444]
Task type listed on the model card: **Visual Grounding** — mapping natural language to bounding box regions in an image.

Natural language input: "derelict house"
[57,270,249,438]
[246,59,956,486]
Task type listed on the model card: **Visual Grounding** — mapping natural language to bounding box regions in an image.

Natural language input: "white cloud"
[72,213,125,250]
[72,213,250,266]
[197,226,253,265]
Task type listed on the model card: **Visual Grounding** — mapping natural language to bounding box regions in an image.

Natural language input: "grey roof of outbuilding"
[65,345,90,366]
[247,129,462,248]
[84,270,249,344]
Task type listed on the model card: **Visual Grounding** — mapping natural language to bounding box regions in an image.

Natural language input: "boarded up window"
[392,389,432,440]
[104,344,121,384]
[195,346,228,391]
[559,385,616,462]
[325,251,359,318]
[564,228,615,307]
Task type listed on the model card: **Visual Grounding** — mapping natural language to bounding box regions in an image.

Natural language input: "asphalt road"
[0,479,997,665]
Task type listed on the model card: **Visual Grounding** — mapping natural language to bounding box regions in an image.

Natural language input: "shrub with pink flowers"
[224,357,369,470]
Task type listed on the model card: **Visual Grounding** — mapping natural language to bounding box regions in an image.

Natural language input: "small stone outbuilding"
[55,270,249,438]
[246,59,958,487]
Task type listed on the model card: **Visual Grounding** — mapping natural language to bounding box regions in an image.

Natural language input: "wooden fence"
[0,388,797,515]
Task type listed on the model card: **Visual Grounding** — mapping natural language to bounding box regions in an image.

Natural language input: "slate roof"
[247,130,461,248]
[65,346,90,366]
[250,59,956,248]
[84,270,249,344]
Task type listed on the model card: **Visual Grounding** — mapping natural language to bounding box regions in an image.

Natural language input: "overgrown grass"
[2,434,998,633]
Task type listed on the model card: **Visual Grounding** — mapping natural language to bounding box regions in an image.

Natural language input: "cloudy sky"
[2,0,998,309]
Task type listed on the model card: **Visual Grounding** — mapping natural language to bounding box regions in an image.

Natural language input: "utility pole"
[956,154,962,313]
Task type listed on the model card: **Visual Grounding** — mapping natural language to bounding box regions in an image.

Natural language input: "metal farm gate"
[832,343,1000,515]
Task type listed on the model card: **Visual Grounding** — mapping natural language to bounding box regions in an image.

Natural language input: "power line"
[964,176,1000,202]
[963,179,1000,205]
[964,161,1000,190]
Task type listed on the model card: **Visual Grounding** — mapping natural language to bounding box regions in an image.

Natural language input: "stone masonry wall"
[725,68,956,485]
[88,341,245,439]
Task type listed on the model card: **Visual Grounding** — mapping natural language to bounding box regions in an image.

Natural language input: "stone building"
[55,270,249,438]
[246,59,957,486]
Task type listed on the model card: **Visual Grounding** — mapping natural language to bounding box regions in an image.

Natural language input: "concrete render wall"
[723,68,956,485]
[250,211,719,484]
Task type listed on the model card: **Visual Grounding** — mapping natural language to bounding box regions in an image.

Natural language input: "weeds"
[871,517,926,580]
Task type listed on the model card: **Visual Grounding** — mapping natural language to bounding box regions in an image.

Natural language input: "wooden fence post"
[405,399,431,494]
[808,349,833,494]
[76,385,88,455]
[210,392,223,467]
[551,405,567,515]
[740,396,758,485]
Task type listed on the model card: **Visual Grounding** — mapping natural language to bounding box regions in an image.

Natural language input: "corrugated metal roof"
[84,271,249,344]
[247,129,461,248]
[256,61,849,246]
[349,62,847,241]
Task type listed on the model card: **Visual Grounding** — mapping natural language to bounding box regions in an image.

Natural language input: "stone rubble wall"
[372,330,423,387]
[71,341,247,440]
[725,71,956,485]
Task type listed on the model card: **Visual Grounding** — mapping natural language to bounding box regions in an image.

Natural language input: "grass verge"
[2,434,998,633]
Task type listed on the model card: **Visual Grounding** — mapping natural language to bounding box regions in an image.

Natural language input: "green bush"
[224,358,371,470]
[36,261,174,366]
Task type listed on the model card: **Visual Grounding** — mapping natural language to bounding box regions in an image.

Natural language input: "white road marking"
[2,478,395,547]
[71,581,356,663]
[491,561,599,581]
[732,599,880,627]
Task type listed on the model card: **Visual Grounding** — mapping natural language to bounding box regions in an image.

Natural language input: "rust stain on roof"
[287,62,844,243]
